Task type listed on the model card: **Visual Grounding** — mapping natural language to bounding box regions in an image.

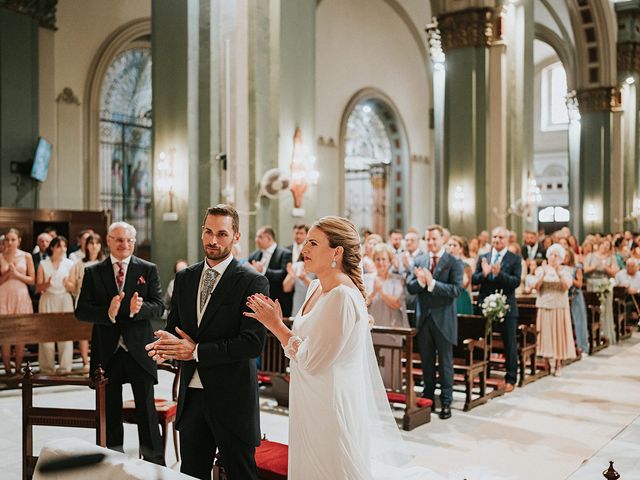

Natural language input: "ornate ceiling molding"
[575,87,620,114]
[618,42,640,76]
[0,0,57,30]
[436,7,496,53]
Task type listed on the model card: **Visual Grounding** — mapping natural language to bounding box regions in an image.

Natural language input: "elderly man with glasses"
[76,221,165,465]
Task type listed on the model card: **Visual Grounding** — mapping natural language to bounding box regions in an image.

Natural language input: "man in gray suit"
[407,225,463,419]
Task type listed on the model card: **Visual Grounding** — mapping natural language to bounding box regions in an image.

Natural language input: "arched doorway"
[342,96,408,236]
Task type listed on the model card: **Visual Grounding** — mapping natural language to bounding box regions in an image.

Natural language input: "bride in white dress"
[246,216,434,480]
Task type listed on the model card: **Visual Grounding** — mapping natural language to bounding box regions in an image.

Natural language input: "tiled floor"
[2,335,639,479]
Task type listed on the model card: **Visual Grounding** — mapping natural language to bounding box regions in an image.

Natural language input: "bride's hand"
[244,293,283,331]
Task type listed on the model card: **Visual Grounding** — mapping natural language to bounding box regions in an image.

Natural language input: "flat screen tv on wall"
[31,137,52,182]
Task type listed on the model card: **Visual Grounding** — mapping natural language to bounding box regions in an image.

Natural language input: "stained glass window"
[99,48,152,243]
[344,103,393,234]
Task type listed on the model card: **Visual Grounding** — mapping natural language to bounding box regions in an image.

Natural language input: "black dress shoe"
[438,405,452,420]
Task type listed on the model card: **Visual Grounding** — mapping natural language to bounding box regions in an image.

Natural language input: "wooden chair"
[452,314,491,411]
[22,364,108,480]
[213,436,288,480]
[122,362,180,464]
[583,291,606,354]
[258,319,292,407]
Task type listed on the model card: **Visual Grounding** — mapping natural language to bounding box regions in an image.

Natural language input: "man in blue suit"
[407,225,463,419]
[472,226,522,393]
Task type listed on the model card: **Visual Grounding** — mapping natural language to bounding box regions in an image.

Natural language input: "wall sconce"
[157,148,178,222]
[453,184,465,220]
[289,127,319,217]
[624,197,640,225]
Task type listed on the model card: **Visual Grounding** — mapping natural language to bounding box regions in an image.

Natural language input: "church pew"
[0,312,92,379]
[371,325,431,430]
[515,303,551,386]
[613,286,632,342]
[452,314,491,411]
[583,292,607,354]
[22,364,108,480]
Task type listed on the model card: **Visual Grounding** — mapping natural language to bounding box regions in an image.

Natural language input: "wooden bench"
[0,312,105,480]
[372,325,431,430]
[452,314,491,411]
[0,312,93,379]
[613,286,632,342]
[583,292,607,354]
[515,303,550,386]
[22,364,107,480]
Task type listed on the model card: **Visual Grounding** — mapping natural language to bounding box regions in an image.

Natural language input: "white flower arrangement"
[596,278,616,304]
[481,291,510,323]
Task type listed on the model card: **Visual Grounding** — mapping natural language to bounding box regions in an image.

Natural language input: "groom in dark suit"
[407,225,463,419]
[472,226,522,392]
[75,221,164,464]
[146,205,269,480]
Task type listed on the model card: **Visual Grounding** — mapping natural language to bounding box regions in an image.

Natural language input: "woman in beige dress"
[533,244,576,375]
[0,228,35,376]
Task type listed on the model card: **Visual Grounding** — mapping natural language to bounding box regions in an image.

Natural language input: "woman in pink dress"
[0,228,35,376]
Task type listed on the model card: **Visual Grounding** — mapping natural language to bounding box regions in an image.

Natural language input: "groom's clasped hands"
[145,327,196,363]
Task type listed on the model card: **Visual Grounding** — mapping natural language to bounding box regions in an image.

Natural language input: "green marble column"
[152,0,221,288]
[437,7,496,237]
[576,88,620,236]
[616,0,640,231]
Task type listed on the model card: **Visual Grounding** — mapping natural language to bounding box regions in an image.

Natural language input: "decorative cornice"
[426,21,445,65]
[0,0,57,30]
[411,154,430,165]
[575,87,620,114]
[56,87,80,105]
[618,42,640,76]
[436,7,496,53]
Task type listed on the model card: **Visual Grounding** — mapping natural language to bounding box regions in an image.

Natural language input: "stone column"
[616,0,640,230]
[576,87,621,235]
[504,0,534,236]
[436,6,498,237]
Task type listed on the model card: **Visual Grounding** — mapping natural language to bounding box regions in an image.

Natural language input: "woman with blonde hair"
[246,216,430,479]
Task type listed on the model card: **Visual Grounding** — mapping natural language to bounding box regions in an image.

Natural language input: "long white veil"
[358,307,439,479]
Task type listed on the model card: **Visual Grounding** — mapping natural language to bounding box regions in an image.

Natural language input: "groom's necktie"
[430,255,438,274]
[200,268,220,313]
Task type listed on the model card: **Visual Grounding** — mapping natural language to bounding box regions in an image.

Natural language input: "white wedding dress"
[285,279,436,480]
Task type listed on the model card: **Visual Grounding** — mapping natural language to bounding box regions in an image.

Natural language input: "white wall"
[39,0,150,209]
[315,0,433,231]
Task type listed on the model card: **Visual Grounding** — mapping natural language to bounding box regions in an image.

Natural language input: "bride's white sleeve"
[285,289,357,376]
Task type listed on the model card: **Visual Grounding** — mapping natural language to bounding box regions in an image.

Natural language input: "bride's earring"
[331,260,337,268]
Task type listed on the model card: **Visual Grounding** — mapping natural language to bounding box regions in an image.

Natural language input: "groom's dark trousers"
[167,258,269,480]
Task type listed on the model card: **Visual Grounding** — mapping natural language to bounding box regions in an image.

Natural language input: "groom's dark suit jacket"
[76,256,164,380]
[166,258,269,446]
